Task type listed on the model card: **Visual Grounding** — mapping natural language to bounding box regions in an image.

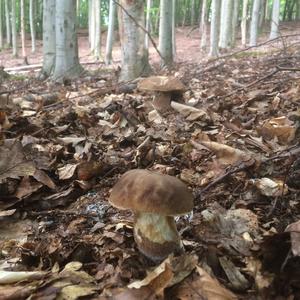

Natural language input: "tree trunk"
[11,0,17,57]
[42,0,56,76]
[20,0,27,61]
[94,0,101,59]
[269,0,280,39]
[52,0,82,81]
[29,0,36,53]
[0,0,3,49]
[88,0,92,46]
[297,0,300,19]
[191,0,196,25]
[89,0,95,51]
[259,0,266,27]
[241,0,248,46]
[4,0,10,46]
[159,0,173,66]
[118,0,150,81]
[144,0,151,52]
[172,0,176,57]
[105,0,116,65]
[231,0,239,47]
[209,0,221,57]
[200,0,208,49]
[249,0,261,46]
[219,0,233,49]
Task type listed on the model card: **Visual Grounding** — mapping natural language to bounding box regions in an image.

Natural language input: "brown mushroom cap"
[137,76,186,92]
[109,169,193,216]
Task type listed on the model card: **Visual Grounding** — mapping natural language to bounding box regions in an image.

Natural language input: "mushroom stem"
[133,212,182,261]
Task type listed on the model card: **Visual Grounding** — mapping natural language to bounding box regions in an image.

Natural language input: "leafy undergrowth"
[0,45,300,299]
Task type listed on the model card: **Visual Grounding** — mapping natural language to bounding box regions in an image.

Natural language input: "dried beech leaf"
[195,266,238,300]
[191,140,254,166]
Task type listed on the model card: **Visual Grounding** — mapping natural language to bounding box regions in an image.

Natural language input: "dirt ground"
[1,21,299,70]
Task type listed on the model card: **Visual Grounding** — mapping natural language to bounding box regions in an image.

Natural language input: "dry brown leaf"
[0,140,36,181]
[191,140,254,166]
[58,164,78,180]
[171,102,208,121]
[258,116,296,144]
[250,177,288,197]
[285,220,300,256]
[195,266,238,300]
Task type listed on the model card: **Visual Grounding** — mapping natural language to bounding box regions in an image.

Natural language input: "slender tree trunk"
[20,0,27,61]
[172,0,176,57]
[200,0,208,49]
[77,0,80,18]
[219,0,233,49]
[42,0,56,76]
[144,0,151,51]
[0,0,3,49]
[88,0,92,46]
[89,0,95,51]
[231,0,239,47]
[265,0,270,21]
[209,0,221,57]
[297,0,300,19]
[241,0,248,46]
[53,0,82,81]
[29,0,36,53]
[105,0,116,65]
[118,0,150,81]
[259,0,266,27]
[159,0,173,66]
[4,0,10,46]
[249,0,261,46]
[11,0,17,57]
[94,0,101,59]
[191,0,196,25]
[219,0,226,46]
[269,0,280,39]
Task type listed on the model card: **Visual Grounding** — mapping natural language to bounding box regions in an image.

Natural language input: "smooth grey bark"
[105,0,116,65]
[297,0,300,19]
[259,0,266,27]
[118,0,150,81]
[88,0,92,46]
[231,0,239,47]
[20,0,27,59]
[249,0,261,46]
[89,0,95,51]
[191,0,196,25]
[219,0,226,46]
[241,0,248,46]
[269,0,280,39]
[52,0,82,81]
[11,0,17,57]
[209,0,221,57]
[200,0,208,49]
[29,0,36,53]
[219,0,233,49]
[159,0,173,66]
[94,0,101,59]
[0,0,3,49]
[172,0,176,57]
[42,0,56,76]
[4,0,10,46]
[144,0,151,51]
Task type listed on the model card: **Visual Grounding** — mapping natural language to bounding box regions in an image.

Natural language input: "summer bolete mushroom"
[138,76,186,113]
[109,169,193,261]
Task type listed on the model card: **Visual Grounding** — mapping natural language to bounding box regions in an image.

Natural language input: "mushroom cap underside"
[109,169,194,216]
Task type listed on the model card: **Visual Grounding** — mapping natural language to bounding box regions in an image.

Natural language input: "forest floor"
[0,23,300,299]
